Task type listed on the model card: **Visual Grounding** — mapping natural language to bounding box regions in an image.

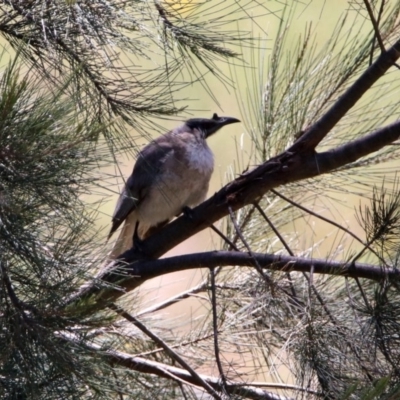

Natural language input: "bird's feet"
[113,223,147,263]
[132,221,145,252]
[182,206,194,219]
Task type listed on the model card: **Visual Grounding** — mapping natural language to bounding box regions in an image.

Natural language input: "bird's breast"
[183,140,214,175]
[135,140,214,227]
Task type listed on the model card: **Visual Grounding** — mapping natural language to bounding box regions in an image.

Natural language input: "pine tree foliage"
[1,1,400,400]
[0,59,114,398]
[0,0,249,146]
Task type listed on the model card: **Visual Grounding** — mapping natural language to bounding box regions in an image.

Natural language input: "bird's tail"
[107,214,171,261]
[108,212,137,260]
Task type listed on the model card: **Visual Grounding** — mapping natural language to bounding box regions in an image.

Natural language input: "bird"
[107,113,240,259]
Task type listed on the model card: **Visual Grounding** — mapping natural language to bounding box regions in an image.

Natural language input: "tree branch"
[59,332,297,400]
[129,251,398,281]
[68,251,399,305]
[363,0,385,54]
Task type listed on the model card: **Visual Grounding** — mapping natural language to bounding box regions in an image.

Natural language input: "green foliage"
[0,0,249,147]
[0,58,114,399]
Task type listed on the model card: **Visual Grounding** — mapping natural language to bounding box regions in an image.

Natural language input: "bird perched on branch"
[107,113,240,259]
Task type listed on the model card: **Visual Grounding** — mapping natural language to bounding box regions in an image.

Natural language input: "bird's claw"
[182,206,194,219]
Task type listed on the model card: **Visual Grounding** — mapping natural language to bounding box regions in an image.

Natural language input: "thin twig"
[112,369,124,400]
[59,331,296,400]
[210,224,239,251]
[136,267,223,317]
[210,267,228,391]
[271,189,386,265]
[363,0,398,71]
[178,381,190,400]
[253,202,293,256]
[348,235,383,311]
[231,201,259,246]
[108,303,222,400]
[368,0,386,64]
[253,202,303,309]
[1,262,39,314]
[134,332,215,358]
[364,0,385,53]
[228,206,275,290]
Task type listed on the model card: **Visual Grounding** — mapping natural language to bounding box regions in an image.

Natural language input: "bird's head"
[186,113,240,138]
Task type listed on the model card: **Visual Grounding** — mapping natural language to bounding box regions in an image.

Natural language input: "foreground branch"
[121,251,399,283]
[60,332,297,400]
[68,251,398,305]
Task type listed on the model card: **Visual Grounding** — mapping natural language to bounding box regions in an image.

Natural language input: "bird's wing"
[108,135,175,239]
[107,182,137,239]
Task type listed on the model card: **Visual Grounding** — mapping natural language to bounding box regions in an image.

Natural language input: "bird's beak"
[204,114,241,137]
[218,116,241,127]
[221,117,241,125]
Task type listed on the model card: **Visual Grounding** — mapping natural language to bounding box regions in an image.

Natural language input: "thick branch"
[125,251,399,282]
[71,251,399,305]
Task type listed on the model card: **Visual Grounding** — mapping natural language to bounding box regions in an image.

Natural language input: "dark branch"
[68,251,399,305]
[129,251,399,282]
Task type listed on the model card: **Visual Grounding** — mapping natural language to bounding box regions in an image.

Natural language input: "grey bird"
[107,113,240,259]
